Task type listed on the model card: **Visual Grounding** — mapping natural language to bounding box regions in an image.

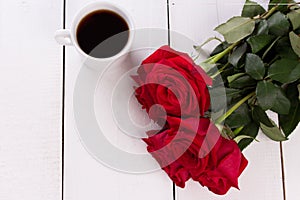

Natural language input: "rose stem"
[215,92,256,124]
[232,126,244,137]
[204,41,240,65]
[210,62,230,79]
[261,5,278,19]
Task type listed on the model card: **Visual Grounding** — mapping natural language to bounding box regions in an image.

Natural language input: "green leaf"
[267,11,290,36]
[271,90,292,115]
[237,122,259,151]
[226,103,252,128]
[247,35,275,53]
[242,0,266,18]
[268,58,300,83]
[260,119,287,141]
[245,53,265,80]
[209,86,227,112]
[229,74,257,89]
[256,81,291,114]
[228,43,247,67]
[253,20,269,35]
[279,83,300,137]
[289,31,300,57]
[256,81,276,110]
[252,105,274,127]
[215,17,255,43]
[288,9,300,30]
[276,36,299,59]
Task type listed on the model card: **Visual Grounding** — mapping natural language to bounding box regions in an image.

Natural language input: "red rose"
[143,128,191,187]
[162,161,190,188]
[143,118,213,187]
[133,46,211,122]
[192,122,248,195]
[143,117,248,194]
[166,117,211,179]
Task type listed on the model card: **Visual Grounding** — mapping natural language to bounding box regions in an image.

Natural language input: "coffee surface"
[77,10,129,58]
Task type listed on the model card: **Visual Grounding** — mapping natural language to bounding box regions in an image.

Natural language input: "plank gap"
[62,0,66,199]
[167,0,175,199]
[280,142,286,200]
[167,0,171,45]
[173,183,176,200]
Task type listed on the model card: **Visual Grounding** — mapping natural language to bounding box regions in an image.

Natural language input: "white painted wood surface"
[1,0,299,199]
[0,0,62,199]
[284,124,300,200]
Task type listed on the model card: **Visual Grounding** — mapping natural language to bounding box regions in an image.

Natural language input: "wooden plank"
[283,124,300,200]
[64,0,173,200]
[0,0,62,199]
[169,0,284,199]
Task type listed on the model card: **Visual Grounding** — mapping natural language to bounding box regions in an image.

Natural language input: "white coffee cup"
[54,2,134,67]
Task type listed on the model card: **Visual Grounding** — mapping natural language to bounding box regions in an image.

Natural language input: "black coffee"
[76,10,129,58]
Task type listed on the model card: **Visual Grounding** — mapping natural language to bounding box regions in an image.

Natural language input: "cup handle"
[54,29,73,45]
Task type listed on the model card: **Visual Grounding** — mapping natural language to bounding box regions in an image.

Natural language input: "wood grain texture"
[64,1,172,200]
[169,0,284,199]
[283,124,300,200]
[0,0,62,199]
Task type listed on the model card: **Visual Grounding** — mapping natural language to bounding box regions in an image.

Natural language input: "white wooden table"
[0,0,299,199]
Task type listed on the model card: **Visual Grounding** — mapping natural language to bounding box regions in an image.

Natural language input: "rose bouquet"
[132,0,300,195]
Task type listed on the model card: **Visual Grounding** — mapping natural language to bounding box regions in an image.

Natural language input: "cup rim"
[70,1,135,62]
